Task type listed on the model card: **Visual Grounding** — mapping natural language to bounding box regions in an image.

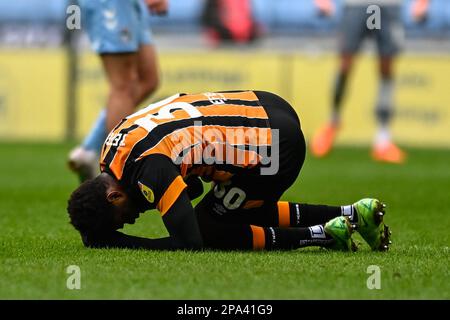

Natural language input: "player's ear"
[106,190,125,205]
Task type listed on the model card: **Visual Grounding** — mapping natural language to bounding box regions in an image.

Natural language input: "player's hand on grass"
[145,0,168,16]
[411,0,429,22]
[314,0,335,17]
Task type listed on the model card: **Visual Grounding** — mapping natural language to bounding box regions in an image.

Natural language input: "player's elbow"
[81,234,98,248]
[81,233,100,248]
[186,176,204,200]
[187,236,204,250]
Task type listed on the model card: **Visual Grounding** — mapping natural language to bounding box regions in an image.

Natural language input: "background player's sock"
[68,108,106,181]
[82,109,107,153]
[375,126,391,148]
[331,72,348,124]
[374,78,394,146]
[258,225,334,250]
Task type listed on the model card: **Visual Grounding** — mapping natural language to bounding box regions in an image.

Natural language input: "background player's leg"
[68,53,142,182]
[77,44,158,157]
[372,5,405,163]
[134,0,160,105]
[311,5,366,158]
[101,53,140,132]
[309,54,354,158]
[135,44,160,105]
[331,5,367,123]
[68,0,153,182]
[374,56,395,146]
[67,109,107,181]
[92,44,158,143]
[332,54,354,124]
[80,109,107,153]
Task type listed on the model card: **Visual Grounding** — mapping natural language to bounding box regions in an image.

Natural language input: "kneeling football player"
[67,90,391,251]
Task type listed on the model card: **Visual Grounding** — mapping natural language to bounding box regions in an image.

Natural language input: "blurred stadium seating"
[0,0,66,23]
[0,0,449,146]
[1,0,450,36]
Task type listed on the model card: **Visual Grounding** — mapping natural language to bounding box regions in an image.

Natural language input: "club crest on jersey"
[138,181,154,203]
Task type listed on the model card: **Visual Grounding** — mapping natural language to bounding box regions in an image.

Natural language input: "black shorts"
[340,5,402,57]
[194,91,306,226]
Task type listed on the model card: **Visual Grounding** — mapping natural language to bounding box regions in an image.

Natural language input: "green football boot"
[324,216,357,252]
[353,198,391,251]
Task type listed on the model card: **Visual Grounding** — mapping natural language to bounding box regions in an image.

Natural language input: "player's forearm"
[162,190,204,250]
[163,208,204,250]
[81,231,181,250]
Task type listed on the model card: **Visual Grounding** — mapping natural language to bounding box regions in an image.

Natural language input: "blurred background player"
[68,0,168,181]
[201,0,261,47]
[311,0,430,163]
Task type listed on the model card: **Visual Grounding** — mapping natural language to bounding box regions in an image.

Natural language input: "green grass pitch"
[0,142,448,299]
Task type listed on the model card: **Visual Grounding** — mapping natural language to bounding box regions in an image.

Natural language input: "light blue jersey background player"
[68,0,168,181]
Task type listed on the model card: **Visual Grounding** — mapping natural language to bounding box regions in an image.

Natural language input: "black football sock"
[375,77,394,127]
[262,225,334,250]
[283,202,341,227]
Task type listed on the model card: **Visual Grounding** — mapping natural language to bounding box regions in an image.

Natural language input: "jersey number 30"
[134,102,202,132]
[214,181,246,210]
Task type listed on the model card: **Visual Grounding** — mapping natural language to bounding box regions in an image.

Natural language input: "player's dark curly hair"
[67,176,115,236]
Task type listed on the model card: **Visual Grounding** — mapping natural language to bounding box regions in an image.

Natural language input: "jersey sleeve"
[134,155,187,215]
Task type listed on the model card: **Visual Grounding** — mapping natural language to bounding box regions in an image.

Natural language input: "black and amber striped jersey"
[100,91,273,215]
